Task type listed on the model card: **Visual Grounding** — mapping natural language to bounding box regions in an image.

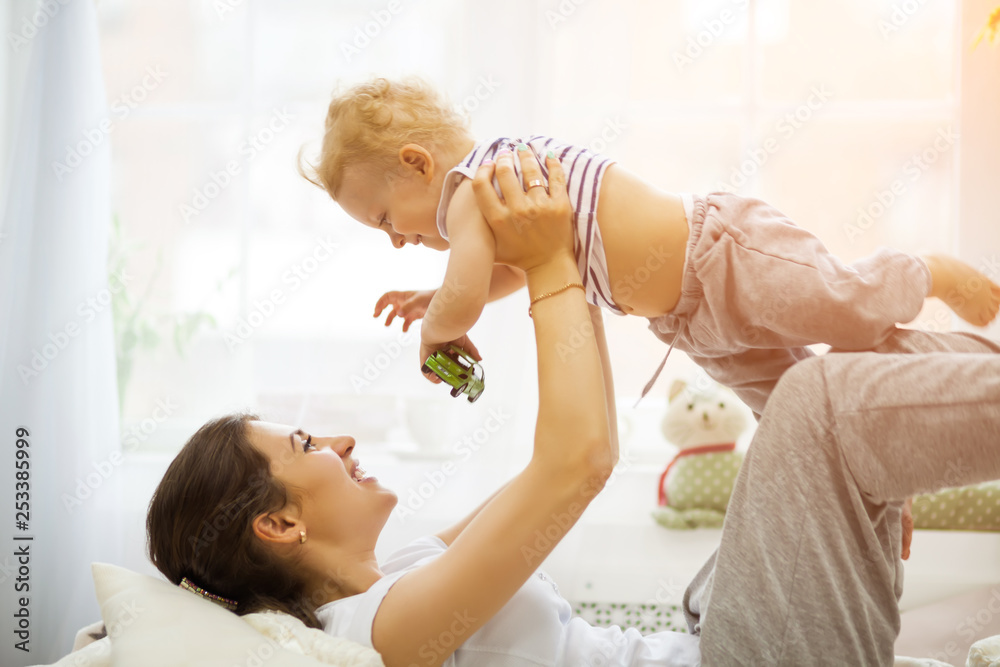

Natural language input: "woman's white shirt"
[315,535,701,666]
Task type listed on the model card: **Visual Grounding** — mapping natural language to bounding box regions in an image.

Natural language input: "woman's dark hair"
[146,412,323,628]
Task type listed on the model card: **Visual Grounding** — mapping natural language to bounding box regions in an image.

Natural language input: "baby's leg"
[697,351,1000,666]
[922,254,1000,327]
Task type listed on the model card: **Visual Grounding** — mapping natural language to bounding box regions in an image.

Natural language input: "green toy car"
[422,345,485,403]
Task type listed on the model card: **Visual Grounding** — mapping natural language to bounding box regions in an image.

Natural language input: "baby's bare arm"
[420,180,495,347]
[488,265,526,302]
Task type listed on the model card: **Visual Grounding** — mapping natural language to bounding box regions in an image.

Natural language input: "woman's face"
[248,421,397,549]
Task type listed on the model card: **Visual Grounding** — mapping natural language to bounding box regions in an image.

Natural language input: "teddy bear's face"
[661,388,748,449]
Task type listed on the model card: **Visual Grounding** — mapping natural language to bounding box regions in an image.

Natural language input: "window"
[99,1,535,464]
[96,0,993,492]
[538,0,980,462]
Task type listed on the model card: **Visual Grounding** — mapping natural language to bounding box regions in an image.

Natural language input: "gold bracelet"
[528,282,585,318]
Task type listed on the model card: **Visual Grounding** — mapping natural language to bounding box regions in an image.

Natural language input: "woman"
[147,148,1000,667]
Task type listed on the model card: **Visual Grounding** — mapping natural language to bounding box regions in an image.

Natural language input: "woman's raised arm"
[371,149,613,667]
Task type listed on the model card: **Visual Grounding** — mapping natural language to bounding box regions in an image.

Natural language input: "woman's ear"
[398,144,434,182]
[252,511,302,546]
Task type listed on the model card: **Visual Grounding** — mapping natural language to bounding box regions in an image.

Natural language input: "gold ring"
[527,179,546,191]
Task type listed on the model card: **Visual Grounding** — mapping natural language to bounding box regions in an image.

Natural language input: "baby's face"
[337,165,449,251]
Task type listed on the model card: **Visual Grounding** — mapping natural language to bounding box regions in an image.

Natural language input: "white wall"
[960,0,1000,273]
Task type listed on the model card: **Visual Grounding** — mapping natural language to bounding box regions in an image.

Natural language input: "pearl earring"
[299,530,306,544]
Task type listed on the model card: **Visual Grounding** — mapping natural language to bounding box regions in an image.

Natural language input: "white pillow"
[90,562,383,667]
[30,635,111,667]
[967,634,1000,667]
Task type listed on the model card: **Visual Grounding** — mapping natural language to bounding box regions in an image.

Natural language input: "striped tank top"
[435,136,624,314]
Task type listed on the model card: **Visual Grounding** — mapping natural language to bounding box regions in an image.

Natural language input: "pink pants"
[647,192,932,416]
[684,328,1000,665]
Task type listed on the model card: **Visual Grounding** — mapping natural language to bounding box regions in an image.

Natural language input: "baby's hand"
[374,289,436,332]
[419,336,482,385]
[923,254,1000,327]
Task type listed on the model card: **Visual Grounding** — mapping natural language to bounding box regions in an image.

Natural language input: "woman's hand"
[472,146,574,275]
[369,151,611,667]
[373,289,436,332]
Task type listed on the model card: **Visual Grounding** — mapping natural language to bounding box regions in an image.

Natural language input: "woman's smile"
[351,461,377,484]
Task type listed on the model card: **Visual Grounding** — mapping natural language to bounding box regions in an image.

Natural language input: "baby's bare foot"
[924,254,1000,327]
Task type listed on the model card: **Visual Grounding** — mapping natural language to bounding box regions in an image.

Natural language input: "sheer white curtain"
[0,1,122,664]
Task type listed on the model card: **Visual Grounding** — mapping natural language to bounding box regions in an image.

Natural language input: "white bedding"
[31,563,383,667]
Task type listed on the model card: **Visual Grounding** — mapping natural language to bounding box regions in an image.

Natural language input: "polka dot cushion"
[572,602,690,635]
[911,481,1000,531]
[664,451,743,513]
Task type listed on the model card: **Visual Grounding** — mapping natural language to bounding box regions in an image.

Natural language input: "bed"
[37,470,1000,666]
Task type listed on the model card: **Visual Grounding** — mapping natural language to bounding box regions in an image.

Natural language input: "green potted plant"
[109,215,228,414]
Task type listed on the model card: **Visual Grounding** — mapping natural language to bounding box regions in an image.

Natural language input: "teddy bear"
[651,379,750,530]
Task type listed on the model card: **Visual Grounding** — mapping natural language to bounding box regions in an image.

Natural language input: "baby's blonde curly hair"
[299,76,473,201]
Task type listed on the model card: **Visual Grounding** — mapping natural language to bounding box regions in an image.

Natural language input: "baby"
[300,76,1000,417]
